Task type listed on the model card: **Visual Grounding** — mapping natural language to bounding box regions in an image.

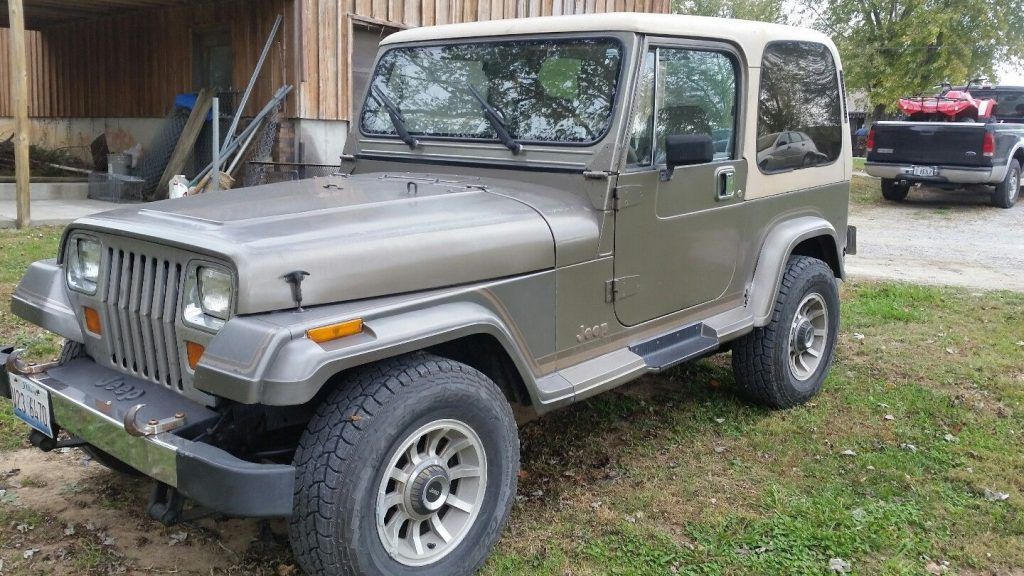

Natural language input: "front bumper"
[864,161,1004,185]
[0,347,294,518]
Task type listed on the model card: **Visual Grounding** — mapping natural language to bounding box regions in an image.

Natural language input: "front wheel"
[289,353,519,576]
[991,159,1020,209]
[732,256,840,409]
[880,178,910,202]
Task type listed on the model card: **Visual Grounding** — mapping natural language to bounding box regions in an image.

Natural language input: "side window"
[628,46,738,166]
[757,41,842,174]
[627,52,656,165]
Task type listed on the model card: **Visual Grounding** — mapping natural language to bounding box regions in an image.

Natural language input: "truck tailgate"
[868,122,989,166]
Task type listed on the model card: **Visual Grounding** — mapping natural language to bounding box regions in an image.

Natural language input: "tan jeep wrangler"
[2,12,854,576]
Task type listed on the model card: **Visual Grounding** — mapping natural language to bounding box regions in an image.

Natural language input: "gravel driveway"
[846,180,1024,292]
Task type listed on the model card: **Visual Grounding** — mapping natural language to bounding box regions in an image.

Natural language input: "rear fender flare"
[748,217,842,327]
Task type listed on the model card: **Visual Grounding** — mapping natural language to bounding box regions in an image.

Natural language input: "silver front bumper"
[1,350,294,517]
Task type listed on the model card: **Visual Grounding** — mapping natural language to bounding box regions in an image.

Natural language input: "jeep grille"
[102,248,185,391]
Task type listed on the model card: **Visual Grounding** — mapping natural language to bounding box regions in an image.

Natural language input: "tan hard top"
[380,12,839,65]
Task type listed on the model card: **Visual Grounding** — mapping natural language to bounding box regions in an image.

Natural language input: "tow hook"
[123,404,187,437]
[5,348,60,376]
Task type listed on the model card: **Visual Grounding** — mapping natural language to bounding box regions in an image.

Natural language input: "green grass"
[850,174,882,205]
[1,231,1023,575]
[0,227,64,450]
[479,283,1024,575]
[853,156,866,171]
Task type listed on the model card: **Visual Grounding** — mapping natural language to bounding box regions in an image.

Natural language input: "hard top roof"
[381,12,838,65]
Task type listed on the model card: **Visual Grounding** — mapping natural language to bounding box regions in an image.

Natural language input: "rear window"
[757,41,843,174]
[991,90,1024,121]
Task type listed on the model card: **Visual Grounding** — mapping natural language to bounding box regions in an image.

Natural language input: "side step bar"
[629,323,720,371]
[534,314,751,414]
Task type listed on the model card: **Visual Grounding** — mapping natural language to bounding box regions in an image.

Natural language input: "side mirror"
[666,134,714,170]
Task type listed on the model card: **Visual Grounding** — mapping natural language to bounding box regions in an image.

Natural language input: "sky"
[997,63,1024,86]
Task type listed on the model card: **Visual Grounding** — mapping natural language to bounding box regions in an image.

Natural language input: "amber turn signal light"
[307,319,363,344]
[83,306,102,335]
[186,341,205,370]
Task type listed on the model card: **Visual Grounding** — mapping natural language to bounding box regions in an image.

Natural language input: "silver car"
[2,13,854,576]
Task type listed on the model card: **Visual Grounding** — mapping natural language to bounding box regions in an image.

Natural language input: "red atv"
[898,79,998,122]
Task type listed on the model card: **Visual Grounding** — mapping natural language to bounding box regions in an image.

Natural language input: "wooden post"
[8,0,30,228]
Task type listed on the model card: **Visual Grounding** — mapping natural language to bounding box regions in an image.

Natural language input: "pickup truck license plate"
[9,373,54,438]
[912,166,938,177]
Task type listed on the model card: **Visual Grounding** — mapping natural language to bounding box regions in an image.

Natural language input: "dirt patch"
[847,180,1024,291]
[0,449,293,575]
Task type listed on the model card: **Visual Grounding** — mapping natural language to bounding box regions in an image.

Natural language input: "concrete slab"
[0,198,121,229]
[0,180,90,200]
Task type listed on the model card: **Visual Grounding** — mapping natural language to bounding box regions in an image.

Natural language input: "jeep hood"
[69,174,562,313]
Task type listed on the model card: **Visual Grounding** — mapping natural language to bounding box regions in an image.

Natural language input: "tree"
[672,0,787,23]
[799,0,1024,121]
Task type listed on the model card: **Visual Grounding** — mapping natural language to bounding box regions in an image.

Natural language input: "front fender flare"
[10,259,84,343]
[748,216,842,327]
[193,301,540,407]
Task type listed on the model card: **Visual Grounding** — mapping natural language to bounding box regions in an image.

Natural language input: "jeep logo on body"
[94,377,145,401]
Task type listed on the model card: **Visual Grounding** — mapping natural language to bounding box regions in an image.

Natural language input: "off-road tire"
[880,178,910,202]
[991,159,1020,209]
[289,353,519,576]
[80,445,143,476]
[731,256,840,409]
[58,339,86,364]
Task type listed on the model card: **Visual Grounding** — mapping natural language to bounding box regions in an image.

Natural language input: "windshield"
[360,38,624,145]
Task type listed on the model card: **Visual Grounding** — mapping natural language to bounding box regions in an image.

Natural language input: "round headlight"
[198,267,232,320]
[67,237,101,294]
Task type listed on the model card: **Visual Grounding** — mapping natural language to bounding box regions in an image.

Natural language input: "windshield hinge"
[612,185,643,211]
[605,275,640,302]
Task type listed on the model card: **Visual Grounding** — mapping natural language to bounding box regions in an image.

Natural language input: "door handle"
[715,166,737,201]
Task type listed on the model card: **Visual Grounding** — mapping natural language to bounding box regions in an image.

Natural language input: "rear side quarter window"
[756,41,842,174]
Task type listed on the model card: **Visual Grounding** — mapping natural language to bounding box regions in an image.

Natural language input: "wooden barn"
[0,0,669,226]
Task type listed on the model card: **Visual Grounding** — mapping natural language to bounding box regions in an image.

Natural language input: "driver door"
[613,41,746,327]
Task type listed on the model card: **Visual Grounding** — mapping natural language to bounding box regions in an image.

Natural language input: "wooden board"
[156,88,212,199]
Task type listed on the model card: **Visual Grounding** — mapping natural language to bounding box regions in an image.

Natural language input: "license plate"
[912,166,938,177]
[9,373,54,438]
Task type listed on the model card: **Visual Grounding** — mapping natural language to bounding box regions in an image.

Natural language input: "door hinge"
[605,275,640,302]
[612,185,643,210]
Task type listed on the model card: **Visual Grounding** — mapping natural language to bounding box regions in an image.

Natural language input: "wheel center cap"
[408,465,450,516]
[795,321,815,352]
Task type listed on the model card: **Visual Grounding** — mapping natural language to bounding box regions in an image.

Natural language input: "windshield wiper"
[467,85,523,155]
[371,86,418,149]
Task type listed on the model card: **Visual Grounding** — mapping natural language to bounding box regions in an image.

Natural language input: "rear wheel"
[991,160,1020,209]
[731,256,840,409]
[289,353,519,576]
[880,178,910,202]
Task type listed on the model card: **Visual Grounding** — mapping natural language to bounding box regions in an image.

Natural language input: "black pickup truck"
[865,86,1024,208]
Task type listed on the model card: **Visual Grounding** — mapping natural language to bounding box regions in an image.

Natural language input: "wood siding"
[301,0,670,120]
[0,0,296,118]
[0,27,45,117]
[1,0,668,120]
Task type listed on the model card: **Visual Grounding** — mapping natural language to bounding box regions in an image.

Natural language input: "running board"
[629,323,719,371]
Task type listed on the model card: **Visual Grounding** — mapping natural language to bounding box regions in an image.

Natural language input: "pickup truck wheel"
[991,160,1020,209]
[288,353,519,576]
[880,178,910,202]
[731,256,839,409]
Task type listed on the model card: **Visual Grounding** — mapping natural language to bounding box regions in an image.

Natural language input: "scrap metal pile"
[89,14,292,202]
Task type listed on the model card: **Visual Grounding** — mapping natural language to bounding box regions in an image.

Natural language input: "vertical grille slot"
[102,248,184,390]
